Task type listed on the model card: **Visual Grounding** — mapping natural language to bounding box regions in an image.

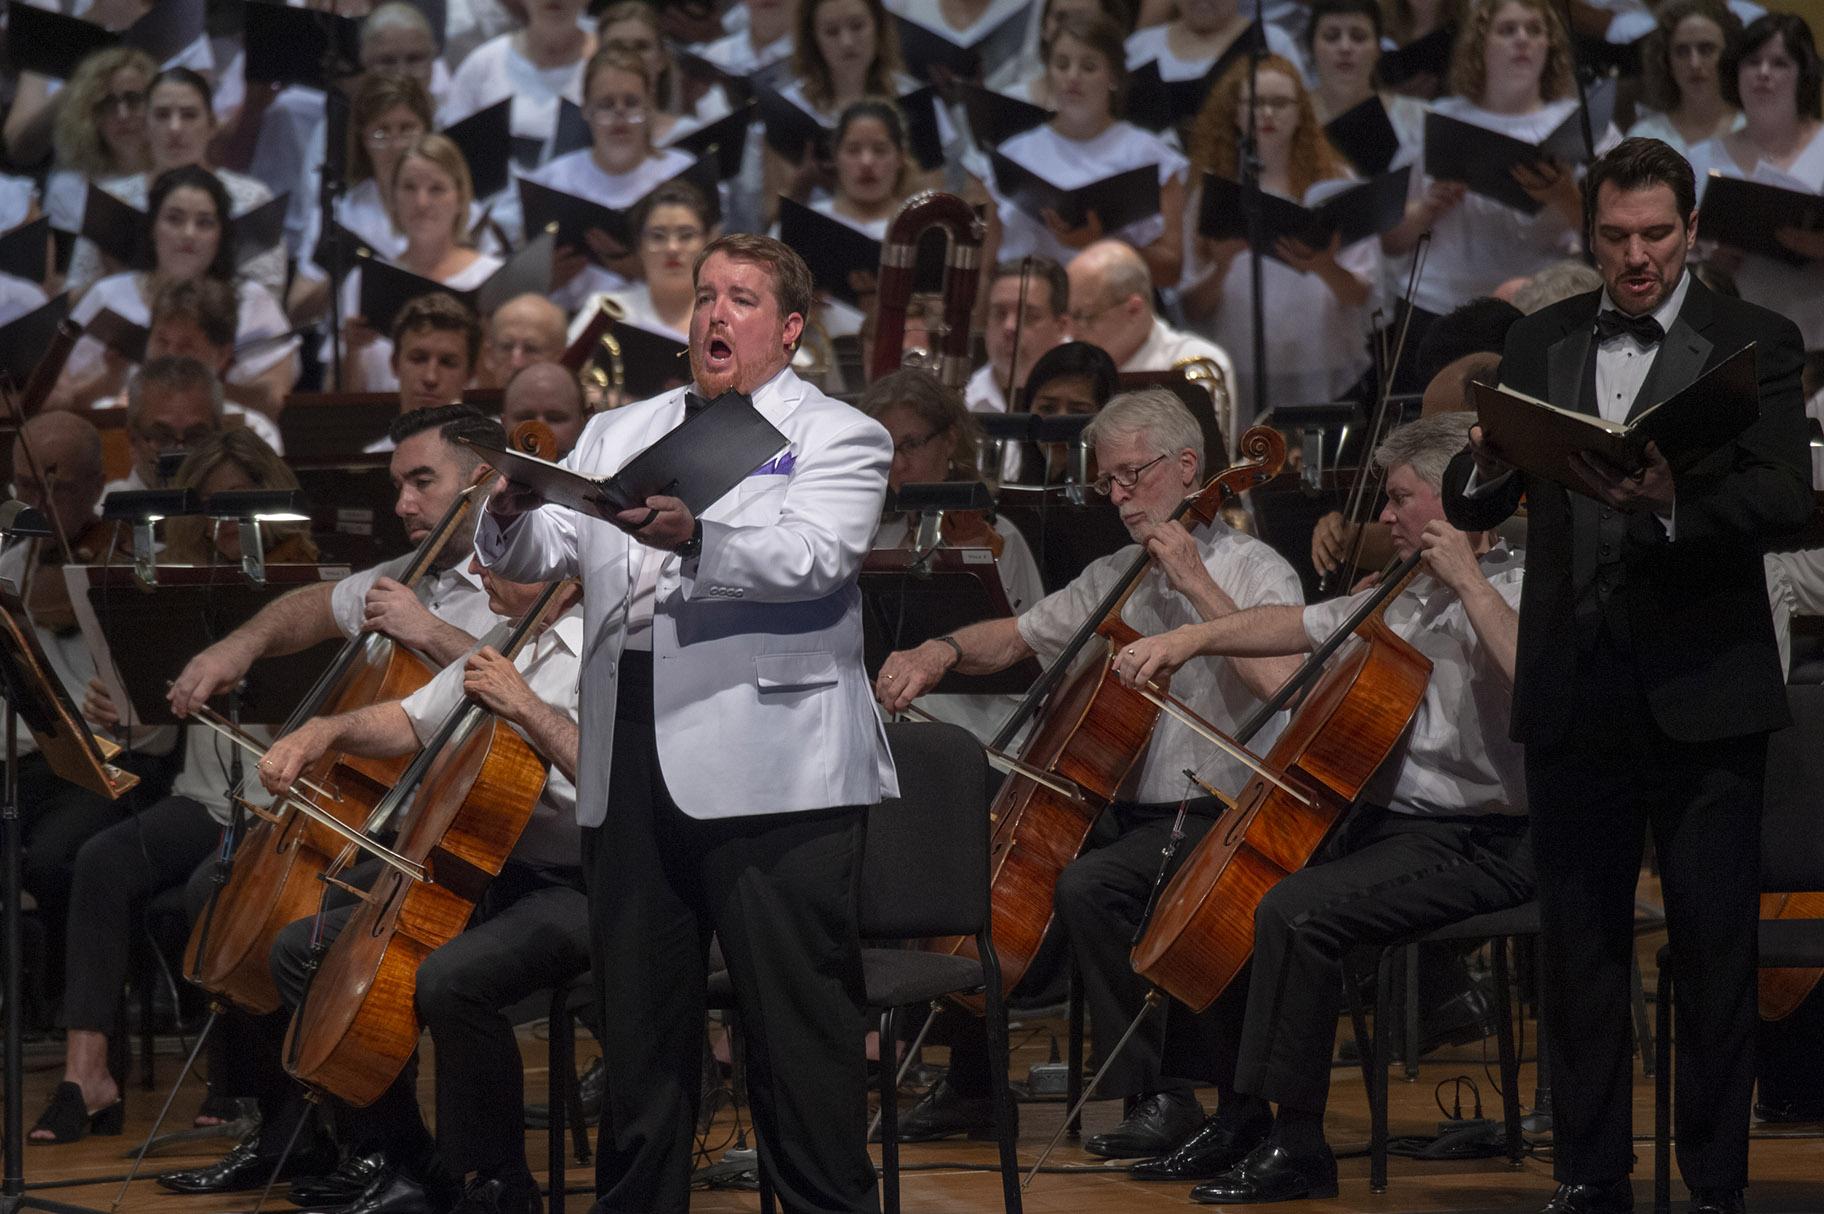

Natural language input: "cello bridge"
[316,873,382,907]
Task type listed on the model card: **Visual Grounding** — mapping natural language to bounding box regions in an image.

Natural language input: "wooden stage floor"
[10,987,1824,1214]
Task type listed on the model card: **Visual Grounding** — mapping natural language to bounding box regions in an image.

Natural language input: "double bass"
[283,579,572,1106]
[924,427,1288,1004]
[183,423,555,1013]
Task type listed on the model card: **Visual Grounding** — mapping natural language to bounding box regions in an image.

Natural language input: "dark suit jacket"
[1443,278,1813,748]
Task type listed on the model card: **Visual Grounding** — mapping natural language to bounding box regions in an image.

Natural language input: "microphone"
[0,500,52,538]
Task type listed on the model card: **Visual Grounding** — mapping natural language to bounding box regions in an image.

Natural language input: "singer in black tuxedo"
[1444,139,1813,1214]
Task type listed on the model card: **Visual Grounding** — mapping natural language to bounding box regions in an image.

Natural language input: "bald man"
[501,361,590,457]
[482,294,570,390]
[1066,240,1237,455]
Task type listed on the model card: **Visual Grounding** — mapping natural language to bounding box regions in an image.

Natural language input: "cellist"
[876,387,1304,1159]
[1112,413,1532,1204]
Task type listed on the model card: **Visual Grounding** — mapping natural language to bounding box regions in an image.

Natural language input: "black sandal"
[30,1081,123,1144]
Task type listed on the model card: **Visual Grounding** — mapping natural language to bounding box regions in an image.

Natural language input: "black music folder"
[85,307,150,364]
[667,102,754,180]
[469,391,789,518]
[242,0,362,88]
[899,85,946,170]
[356,229,555,333]
[860,548,1040,695]
[0,216,51,284]
[1126,29,1263,133]
[444,99,513,200]
[671,45,757,109]
[6,0,203,78]
[1378,24,1455,88]
[1423,109,1586,213]
[517,155,720,251]
[310,217,369,275]
[960,82,1050,149]
[1698,174,1824,266]
[988,151,1160,233]
[81,184,289,270]
[895,6,1031,85]
[1472,343,1759,490]
[757,85,828,162]
[601,321,690,401]
[0,295,71,385]
[551,98,594,161]
[1325,95,1400,177]
[777,198,878,307]
[1198,166,1411,252]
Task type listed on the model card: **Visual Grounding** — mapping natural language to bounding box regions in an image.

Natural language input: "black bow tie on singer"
[1594,309,1665,346]
[685,388,752,415]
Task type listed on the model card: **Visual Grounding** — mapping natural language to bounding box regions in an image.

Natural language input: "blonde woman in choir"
[336,134,502,393]
[980,11,1189,287]
[595,0,733,144]
[44,47,155,241]
[1182,55,1377,418]
[1689,14,1824,358]
[1626,0,1744,156]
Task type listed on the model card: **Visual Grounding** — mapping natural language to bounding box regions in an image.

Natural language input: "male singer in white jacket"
[478,233,897,1214]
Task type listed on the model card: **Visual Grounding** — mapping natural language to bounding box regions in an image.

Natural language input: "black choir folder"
[1198,166,1411,254]
[1698,174,1824,266]
[81,184,289,270]
[1325,95,1400,177]
[1471,343,1758,491]
[357,229,556,333]
[1423,81,1615,212]
[467,391,789,518]
[988,152,1160,234]
[516,155,720,252]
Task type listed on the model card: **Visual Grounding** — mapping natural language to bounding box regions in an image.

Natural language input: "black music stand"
[0,571,138,1214]
[63,564,346,727]
[861,548,1041,695]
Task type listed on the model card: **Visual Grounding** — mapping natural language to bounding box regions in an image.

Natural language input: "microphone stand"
[314,21,359,391]
[1242,0,1270,427]
[1558,0,1597,166]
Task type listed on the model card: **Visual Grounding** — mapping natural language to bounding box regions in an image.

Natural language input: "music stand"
[0,574,137,1214]
[861,548,1041,695]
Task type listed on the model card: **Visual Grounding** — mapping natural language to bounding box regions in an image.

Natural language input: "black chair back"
[859,721,990,940]
[1762,683,1824,892]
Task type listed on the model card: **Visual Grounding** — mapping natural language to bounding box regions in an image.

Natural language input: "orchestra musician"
[1446,137,1813,1214]
[371,295,487,448]
[478,234,897,1214]
[103,356,226,496]
[1113,412,1531,1202]
[876,387,1303,1158]
[501,362,593,457]
[964,256,1071,416]
[480,294,571,390]
[251,568,587,1214]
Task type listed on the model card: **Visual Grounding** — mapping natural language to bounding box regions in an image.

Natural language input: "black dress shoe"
[1688,1187,1745,1214]
[290,1150,390,1208]
[155,1137,329,1194]
[1189,1143,1339,1204]
[1082,1090,1204,1159]
[452,1172,542,1214]
[525,1056,604,1128]
[1129,1109,1272,1181]
[303,1168,440,1214]
[1539,1178,1635,1213]
[1755,1095,1824,1123]
[891,1078,1005,1142]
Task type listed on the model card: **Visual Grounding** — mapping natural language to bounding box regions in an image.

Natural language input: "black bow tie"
[1594,309,1665,347]
[685,388,751,416]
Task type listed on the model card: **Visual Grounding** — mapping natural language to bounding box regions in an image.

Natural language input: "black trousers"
[1528,643,1765,1190]
[1233,807,1533,1114]
[62,795,221,1031]
[586,651,876,1214]
[270,859,591,1180]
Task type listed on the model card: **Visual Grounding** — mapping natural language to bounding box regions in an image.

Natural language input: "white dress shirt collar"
[1597,267,1692,343]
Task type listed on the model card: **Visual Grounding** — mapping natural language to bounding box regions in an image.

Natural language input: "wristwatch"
[676,520,704,559]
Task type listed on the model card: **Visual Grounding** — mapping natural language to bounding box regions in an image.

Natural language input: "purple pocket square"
[750,451,796,477]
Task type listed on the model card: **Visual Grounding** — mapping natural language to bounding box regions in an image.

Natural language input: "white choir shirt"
[330,252,503,393]
[1623,108,1744,162]
[694,26,793,75]
[886,0,1029,43]
[517,147,698,305]
[0,271,47,327]
[0,175,32,230]
[1192,176,1377,421]
[965,363,1009,413]
[328,547,503,644]
[68,272,297,400]
[1603,0,1764,44]
[1405,96,1611,316]
[1300,543,1528,817]
[439,33,587,146]
[1125,21,1308,84]
[67,169,287,303]
[0,539,97,759]
[989,122,1189,268]
[1016,521,1302,804]
[567,281,690,347]
[1689,128,1824,350]
[400,607,584,867]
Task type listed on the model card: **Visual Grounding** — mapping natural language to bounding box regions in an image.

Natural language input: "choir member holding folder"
[44,48,154,241]
[1381,0,1605,362]
[1181,56,1379,419]
[1624,0,1743,156]
[1306,0,1426,163]
[980,12,1189,286]
[67,68,284,301]
[439,0,594,148]
[521,48,699,307]
[985,0,1116,106]
[597,1,734,146]
[1124,0,1306,114]
[335,135,502,393]
[1689,14,1824,355]
[571,180,716,348]
[1381,0,1460,99]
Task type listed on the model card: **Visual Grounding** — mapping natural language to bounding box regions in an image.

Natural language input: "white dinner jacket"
[477,367,900,825]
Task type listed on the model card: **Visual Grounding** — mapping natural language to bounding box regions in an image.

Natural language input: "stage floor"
[10,945,1823,1214]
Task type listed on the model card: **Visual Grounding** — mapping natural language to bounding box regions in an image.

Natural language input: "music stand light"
[203,490,310,585]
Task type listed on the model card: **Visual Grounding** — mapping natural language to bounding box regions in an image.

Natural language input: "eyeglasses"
[585,98,649,124]
[365,51,435,73]
[892,426,948,458]
[1247,95,1299,113]
[366,125,424,148]
[1092,452,1167,496]
[642,225,703,249]
[1067,298,1122,328]
[134,424,217,450]
[97,90,147,116]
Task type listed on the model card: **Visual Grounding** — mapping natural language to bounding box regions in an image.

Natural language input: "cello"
[182,422,556,1014]
[924,426,1288,1006]
[1130,553,1432,1012]
[282,579,572,1106]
